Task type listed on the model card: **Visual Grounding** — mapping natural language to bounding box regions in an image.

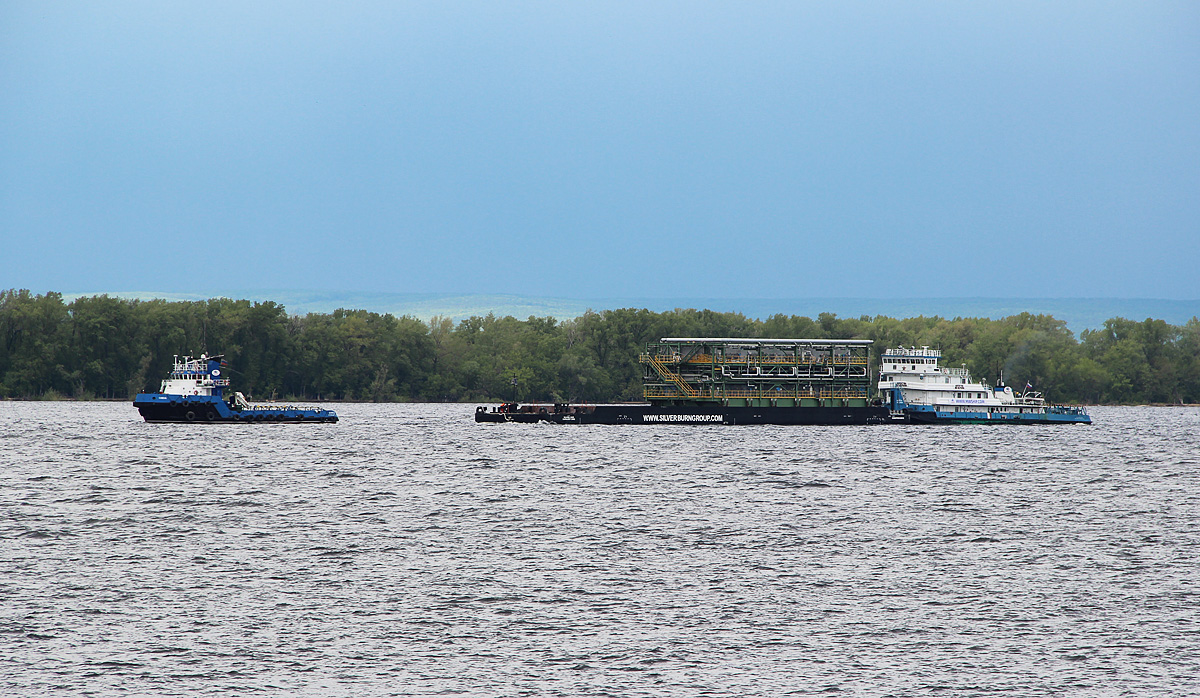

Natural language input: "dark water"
[2,402,1198,696]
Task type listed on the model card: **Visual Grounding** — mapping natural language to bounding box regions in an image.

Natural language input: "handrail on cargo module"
[644,353,869,366]
[643,386,868,400]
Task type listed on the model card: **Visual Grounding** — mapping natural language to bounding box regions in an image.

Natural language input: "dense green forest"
[2,289,1198,404]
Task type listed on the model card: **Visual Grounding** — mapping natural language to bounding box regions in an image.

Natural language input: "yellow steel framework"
[644,354,699,398]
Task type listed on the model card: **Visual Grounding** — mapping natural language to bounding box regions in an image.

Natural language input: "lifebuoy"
[185,410,196,421]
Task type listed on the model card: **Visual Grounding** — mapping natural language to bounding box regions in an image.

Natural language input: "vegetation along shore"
[2,290,1197,405]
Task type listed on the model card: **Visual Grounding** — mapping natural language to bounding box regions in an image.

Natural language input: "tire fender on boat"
[185,410,196,421]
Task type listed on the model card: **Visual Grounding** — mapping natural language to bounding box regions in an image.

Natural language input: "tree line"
[2,289,1198,404]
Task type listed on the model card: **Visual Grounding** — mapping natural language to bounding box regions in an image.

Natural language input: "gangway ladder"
[647,354,700,399]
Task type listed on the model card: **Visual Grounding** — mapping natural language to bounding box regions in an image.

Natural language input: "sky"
[2,2,1198,301]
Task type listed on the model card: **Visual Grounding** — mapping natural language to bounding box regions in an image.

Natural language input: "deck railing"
[641,353,868,366]
[644,386,868,400]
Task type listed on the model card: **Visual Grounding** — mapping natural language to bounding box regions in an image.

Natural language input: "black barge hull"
[476,403,893,425]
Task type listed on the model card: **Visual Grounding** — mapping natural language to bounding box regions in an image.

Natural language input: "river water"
[2,402,1198,696]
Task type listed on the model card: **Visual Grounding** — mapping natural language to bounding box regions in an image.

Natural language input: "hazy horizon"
[39,288,1200,335]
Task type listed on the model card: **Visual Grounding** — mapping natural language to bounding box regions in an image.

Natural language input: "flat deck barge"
[476,337,893,425]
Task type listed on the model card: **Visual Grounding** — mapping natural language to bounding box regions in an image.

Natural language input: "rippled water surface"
[2,402,1199,696]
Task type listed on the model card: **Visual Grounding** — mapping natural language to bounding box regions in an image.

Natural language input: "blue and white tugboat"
[878,346,1090,424]
[133,354,338,424]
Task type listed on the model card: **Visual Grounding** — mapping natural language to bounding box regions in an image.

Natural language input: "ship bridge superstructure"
[159,354,230,398]
[640,337,874,408]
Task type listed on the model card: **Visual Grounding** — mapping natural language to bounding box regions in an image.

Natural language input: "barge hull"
[476,404,891,425]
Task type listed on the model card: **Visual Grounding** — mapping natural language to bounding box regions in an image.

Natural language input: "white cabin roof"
[882,346,942,358]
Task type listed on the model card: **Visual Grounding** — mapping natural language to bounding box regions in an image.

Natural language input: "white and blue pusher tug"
[878,346,1089,425]
[133,354,338,423]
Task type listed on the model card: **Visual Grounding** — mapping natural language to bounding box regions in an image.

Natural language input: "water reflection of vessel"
[133,354,338,424]
[878,346,1090,424]
[475,338,894,425]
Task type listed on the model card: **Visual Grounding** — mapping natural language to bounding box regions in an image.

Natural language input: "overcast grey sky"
[3,2,1197,299]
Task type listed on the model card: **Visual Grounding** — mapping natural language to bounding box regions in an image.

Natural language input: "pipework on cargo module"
[475,338,896,425]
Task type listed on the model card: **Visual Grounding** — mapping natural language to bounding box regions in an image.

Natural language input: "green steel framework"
[639,337,874,409]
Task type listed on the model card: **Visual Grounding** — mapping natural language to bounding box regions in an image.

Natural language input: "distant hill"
[62,290,1200,336]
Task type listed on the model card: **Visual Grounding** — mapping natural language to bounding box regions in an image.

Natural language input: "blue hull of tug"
[133,393,338,424]
[900,404,1090,425]
[882,387,1090,425]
